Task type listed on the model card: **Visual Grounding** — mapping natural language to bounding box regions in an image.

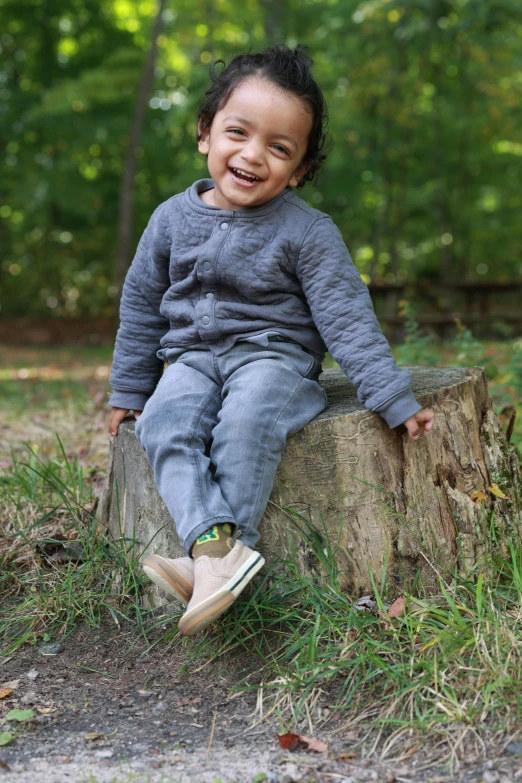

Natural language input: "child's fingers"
[108,407,130,436]
[404,408,435,439]
[405,418,421,440]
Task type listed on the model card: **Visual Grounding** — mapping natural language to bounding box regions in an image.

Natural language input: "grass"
[0,332,521,750]
[179,512,522,743]
[0,437,148,653]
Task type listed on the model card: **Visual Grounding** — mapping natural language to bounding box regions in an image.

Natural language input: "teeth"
[232,168,259,181]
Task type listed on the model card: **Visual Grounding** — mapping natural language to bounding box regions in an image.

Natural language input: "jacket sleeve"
[109,203,171,411]
[296,216,420,428]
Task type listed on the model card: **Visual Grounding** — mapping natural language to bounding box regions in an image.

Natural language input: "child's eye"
[272,144,289,155]
[228,128,245,136]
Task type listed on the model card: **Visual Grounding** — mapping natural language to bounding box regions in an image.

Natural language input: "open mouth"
[229,167,260,184]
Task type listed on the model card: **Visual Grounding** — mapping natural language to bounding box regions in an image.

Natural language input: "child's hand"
[108,407,142,436]
[403,408,435,440]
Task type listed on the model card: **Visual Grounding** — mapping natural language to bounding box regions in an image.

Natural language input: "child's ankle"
[191,523,235,559]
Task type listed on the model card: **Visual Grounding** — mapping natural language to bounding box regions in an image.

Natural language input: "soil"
[1,620,522,783]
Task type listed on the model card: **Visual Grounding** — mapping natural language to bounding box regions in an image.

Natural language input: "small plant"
[394,300,437,366]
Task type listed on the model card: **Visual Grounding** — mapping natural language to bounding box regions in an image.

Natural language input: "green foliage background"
[1,0,522,318]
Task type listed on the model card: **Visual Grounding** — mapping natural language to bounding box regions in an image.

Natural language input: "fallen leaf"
[276,732,327,753]
[5,709,35,722]
[0,732,13,747]
[488,483,510,500]
[299,735,328,753]
[277,732,300,750]
[84,732,102,741]
[36,705,55,715]
[339,751,357,759]
[353,595,377,611]
[387,597,407,618]
[470,489,488,504]
[0,688,13,700]
[1,680,20,690]
[0,759,10,770]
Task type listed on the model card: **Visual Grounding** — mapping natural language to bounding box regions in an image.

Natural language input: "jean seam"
[191,389,223,522]
[243,374,306,538]
[212,353,224,386]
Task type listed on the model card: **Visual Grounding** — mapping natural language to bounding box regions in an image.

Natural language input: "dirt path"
[1,624,521,783]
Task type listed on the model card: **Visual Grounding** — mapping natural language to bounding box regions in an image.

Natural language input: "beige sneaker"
[142,554,194,606]
[178,541,265,636]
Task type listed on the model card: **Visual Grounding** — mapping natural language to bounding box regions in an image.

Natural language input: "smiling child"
[108,45,434,636]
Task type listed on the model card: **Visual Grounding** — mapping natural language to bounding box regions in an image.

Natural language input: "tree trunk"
[101,367,521,606]
[114,0,167,299]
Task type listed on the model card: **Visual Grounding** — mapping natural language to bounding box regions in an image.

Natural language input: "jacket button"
[206,292,215,299]
[203,261,212,271]
[220,222,229,230]
[201,316,210,325]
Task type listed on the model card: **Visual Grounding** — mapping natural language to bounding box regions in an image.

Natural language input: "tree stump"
[101,367,521,604]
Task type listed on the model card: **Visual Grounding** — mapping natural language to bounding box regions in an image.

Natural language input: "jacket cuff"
[374,388,421,429]
[109,390,150,411]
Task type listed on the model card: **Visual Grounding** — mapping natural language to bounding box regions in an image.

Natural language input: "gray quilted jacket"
[110,179,420,428]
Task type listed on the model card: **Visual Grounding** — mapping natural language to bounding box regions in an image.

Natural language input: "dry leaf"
[84,732,102,741]
[354,595,377,611]
[0,689,13,700]
[488,483,510,500]
[277,732,300,750]
[1,680,20,690]
[36,705,55,715]
[387,597,407,618]
[339,752,357,759]
[276,732,328,753]
[299,735,328,753]
[470,489,488,504]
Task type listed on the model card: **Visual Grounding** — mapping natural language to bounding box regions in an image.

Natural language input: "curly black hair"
[197,45,330,187]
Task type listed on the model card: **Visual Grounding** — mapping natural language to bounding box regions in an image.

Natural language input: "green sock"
[191,523,235,560]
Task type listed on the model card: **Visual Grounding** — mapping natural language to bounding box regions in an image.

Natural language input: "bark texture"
[101,367,521,604]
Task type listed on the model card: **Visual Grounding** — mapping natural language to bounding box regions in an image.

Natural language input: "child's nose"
[240,138,264,165]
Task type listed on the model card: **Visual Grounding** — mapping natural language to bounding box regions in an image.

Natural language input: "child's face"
[198,77,312,211]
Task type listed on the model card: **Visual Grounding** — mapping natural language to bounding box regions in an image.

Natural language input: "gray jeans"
[135,340,327,552]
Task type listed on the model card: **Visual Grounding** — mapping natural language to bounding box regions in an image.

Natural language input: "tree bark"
[114,0,167,299]
[101,367,521,606]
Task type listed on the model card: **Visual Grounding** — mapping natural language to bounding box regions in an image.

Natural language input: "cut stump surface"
[101,367,521,603]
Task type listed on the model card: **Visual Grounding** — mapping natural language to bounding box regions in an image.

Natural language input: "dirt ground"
[1,619,522,783]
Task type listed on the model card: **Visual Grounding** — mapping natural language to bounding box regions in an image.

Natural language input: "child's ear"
[289,160,311,188]
[197,120,210,155]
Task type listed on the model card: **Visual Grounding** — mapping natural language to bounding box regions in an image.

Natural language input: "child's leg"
[210,341,327,548]
[169,342,326,636]
[135,351,236,553]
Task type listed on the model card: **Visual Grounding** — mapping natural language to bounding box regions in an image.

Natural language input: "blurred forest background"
[0,0,521,327]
